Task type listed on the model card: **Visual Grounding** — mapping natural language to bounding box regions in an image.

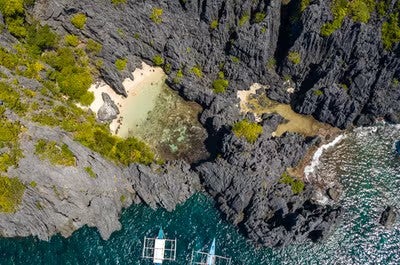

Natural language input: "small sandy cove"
[87,62,164,134]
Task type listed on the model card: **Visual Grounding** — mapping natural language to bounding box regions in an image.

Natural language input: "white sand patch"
[87,62,165,135]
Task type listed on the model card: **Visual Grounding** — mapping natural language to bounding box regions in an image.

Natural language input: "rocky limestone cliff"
[3,0,397,247]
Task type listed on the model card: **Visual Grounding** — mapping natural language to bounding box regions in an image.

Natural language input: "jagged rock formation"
[4,0,398,247]
[0,121,199,240]
[97,92,119,122]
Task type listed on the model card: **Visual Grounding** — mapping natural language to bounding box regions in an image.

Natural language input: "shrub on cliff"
[35,139,76,167]
[232,119,263,144]
[150,8,163,24]
[190,65,203,78]
[279,172,305,194]
[288,51,301,65]
[212,72,229,93]
[0,0,24,17]
[71,13,87,29]
[382,14,400,50]
[115,58,127,71]
[64,34,79,47]
[152,55,164,66]
[0,176,25,213]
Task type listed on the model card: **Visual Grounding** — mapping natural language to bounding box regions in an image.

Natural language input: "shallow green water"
[1,124,400,264]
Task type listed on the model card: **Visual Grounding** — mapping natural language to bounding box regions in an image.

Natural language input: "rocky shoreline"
[0,0,399,248]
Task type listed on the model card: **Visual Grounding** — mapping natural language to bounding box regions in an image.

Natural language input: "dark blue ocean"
[1,124,400,265]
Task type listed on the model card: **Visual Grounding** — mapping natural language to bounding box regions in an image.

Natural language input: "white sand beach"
[88,62,166,136]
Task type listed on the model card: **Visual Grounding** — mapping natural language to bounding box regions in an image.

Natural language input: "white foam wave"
[304,134,346,181]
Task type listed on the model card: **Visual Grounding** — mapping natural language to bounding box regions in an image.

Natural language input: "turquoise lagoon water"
[1,124,400,264]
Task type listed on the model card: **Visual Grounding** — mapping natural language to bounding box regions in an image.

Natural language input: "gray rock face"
[97,92,119,122]
[379,206,397,228]
[9,0,398,247]
[0,122,199,240]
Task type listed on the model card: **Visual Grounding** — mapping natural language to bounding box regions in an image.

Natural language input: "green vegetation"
[152,54,164,66]
[254,12,266,23]
[0,114,22,172]
[301,0,311,12]
[84,166,96,178]
[120,194,126,203]
[150,8,163,24]
[239,13,250,26]
[70,13,87,29]
[230,56,240,63]
[190,65,203,78]
[35,139,76,166]
[279,172,305,194]
[43,47,93,105]
[267,58,276,70]
[64,34,79,47]
[210,19,219,30]
[86,39,102,54]
[232,119,263,144]
[33,104,155,165]
[288,51,301,65]
[173,69,184,84]
[30,181,37,188]
[393,78,399,86]
[313,89,324,96]
[111,0,127,5]
[0,176,25,213]
[115,58,127,71]
[382,14,400,50]
[321,0,379,36]
[212,72,229,94]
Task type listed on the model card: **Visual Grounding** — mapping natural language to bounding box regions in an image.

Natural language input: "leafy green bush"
[279,172,305,194]
[321,0,376,36]
[35,139,76,166]
[210,19,219,30]
[71,13,87,29]
[0,114,22,172]
[191,65,203,78]
[150,8,163,24]
[111,0,127,4]
[85,166,96,178]
[86,39,102,54]
[26,24,58,55]
[232,119,263,144]
[382,14,400,50]
[254,12,266,23]
[152,54,164,66]
[0,0,24,17]
[173,69,183,84]
[79,91,95,106]
[301,0,311,12]
[0,176,25,213]
[230,56,240,63]
[313,89,324,96]
[6,16,27,38]
[115,58,127,71]
[349,0,370,23]
[239,13,250,26]
[212,72,229,94]
[288,51,301,65]
[64,34,79,47]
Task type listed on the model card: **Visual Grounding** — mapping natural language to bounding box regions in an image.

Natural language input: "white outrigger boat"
[142,228,177,264]
[190,238,231,265]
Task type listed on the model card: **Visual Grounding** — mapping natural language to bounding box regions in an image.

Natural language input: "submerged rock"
[395,140,400,155]
[379,206,397,228]
[97,92,119,122]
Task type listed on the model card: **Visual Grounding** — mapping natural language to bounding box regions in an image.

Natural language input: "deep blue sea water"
[1,124,400,265]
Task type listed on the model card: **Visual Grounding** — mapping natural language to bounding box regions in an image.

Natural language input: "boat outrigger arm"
[190,238,231,265]
[142,228,177,264]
